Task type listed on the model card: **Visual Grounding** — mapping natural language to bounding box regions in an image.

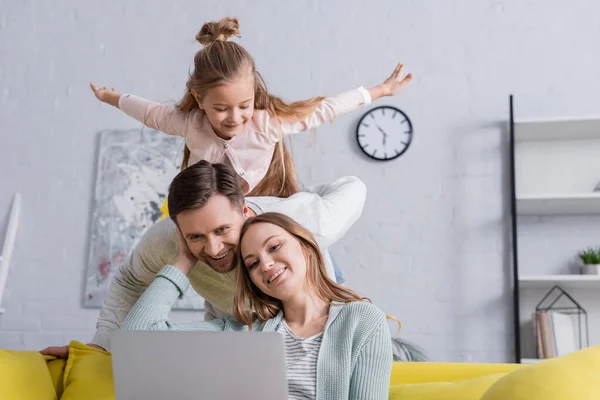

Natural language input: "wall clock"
[356,106,413,161]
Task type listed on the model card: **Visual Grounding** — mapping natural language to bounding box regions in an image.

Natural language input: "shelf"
[520,358,542,364]
[515,116,600,141]
[516,193,600,215]
[519,275,600,290]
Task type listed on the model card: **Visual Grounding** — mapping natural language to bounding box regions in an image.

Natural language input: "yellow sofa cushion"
[0,349,57,400]
[61,341,115,400]
[44,355,66,398]
[390,373,507,400]
[482,345,600,400]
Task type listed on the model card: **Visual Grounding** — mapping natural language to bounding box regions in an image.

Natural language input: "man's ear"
[242,200,252,218]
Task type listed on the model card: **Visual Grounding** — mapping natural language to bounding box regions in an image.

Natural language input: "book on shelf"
[534,311,580,359]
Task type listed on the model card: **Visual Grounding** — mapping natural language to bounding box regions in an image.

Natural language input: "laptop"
[111,330,288,400]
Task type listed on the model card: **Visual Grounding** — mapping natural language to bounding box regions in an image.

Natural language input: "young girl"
[91,17,412,197]
[121,212,393,400]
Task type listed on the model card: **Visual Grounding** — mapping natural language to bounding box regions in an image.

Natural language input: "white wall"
[1,0,600,362]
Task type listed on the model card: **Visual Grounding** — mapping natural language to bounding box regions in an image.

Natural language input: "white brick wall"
[1,0,600,362]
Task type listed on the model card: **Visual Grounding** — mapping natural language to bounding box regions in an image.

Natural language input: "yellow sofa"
[2,341,600,399]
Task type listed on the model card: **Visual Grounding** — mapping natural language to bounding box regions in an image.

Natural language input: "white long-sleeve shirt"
[91,176,367,350]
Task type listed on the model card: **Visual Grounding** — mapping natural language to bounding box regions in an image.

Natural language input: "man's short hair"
[167,160,245,222]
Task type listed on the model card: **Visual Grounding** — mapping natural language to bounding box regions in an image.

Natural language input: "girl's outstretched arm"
[261,63,412,141]
[90,82,192,137]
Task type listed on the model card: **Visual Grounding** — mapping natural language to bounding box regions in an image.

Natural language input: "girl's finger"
[397,64,404,79]
[399,73,413,87]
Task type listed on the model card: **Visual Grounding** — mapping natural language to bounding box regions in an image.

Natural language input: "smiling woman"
[120,212,394,400]
[234,213,367,329]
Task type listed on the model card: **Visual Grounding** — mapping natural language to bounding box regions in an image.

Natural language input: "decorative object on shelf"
[577,247,600,275]
[534,286,588,360]
[356,105,413,161]
[594,181,600,192]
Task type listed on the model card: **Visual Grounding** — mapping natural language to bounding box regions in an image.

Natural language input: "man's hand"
[174,227,198,275]
[40,343,106,358]
[40,345,69,358]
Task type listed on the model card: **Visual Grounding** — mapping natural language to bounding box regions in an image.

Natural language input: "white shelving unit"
[509,97,600,363]
[514,115,600,217]
[519,275,600,290]
[517,193,600,215]
[514,116,600,141]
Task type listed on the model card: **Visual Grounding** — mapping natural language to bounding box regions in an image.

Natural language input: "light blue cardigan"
[121,265,393,400]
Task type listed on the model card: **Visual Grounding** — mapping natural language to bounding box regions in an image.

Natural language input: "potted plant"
[577,247,600,275]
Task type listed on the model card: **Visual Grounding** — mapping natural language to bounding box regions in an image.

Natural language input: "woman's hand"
[90,82,121,108]
[174,227,198,275]
[368,63,413,101]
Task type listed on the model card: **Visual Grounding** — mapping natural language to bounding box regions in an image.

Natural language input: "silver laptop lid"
[111,330,288,400]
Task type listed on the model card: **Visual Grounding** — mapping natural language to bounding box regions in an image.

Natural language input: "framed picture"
[84,129,204,310]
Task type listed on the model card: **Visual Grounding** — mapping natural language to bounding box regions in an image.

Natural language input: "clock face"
[356,106,413,161]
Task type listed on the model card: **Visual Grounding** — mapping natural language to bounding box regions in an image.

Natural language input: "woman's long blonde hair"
[233,213,367,328]
[176,17,326,198]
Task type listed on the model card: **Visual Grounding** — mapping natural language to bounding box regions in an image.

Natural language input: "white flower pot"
[582,264,600,275]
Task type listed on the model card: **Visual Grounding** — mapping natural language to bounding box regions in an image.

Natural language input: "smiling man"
[43,161,365,354]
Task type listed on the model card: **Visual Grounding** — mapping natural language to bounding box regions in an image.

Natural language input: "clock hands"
[375,123,388,146]
[375,124,388,136]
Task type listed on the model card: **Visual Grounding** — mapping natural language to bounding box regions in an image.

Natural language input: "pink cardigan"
[118,87,372,193]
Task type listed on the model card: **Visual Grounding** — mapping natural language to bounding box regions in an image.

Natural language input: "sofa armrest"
[390,361,521,385]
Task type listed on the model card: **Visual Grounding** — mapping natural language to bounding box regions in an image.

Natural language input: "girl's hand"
[380,63,412,97]
[90,82,121,107]
[174,227,198,275]
[368,63,413,101]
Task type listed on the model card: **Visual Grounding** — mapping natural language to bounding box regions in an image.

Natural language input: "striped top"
[277,320,323,400]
